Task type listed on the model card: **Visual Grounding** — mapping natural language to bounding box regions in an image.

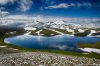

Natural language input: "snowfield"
[79,48,100,54]
[24,27,36,30]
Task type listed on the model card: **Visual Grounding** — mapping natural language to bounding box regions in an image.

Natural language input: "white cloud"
[83,3,92,8]
[1,14,100,28]
[45,3,71,9]
[3,14,100,23]
[76,2,92,8]
[0,0,15,5]
[6,15,31,20]
[0,0,33,12]
[44,2,92,9]
[18,0,33,12]
[0,10,9,17]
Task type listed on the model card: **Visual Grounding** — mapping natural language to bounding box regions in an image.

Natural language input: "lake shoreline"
[0,34,99,59]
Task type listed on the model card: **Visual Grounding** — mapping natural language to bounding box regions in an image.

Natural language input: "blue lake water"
[4,35,100,51]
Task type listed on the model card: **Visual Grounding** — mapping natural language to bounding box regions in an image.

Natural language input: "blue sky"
[0,0,100,18]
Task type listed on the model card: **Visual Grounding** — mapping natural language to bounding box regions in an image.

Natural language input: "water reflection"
[4,35,100,51]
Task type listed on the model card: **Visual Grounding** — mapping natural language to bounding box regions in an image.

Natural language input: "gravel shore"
[0,52,100,66]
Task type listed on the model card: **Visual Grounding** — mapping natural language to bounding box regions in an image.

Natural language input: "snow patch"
[66,28,74,33]
[78,29,84,33]
[24,27,36,30]
[87,30,97,37]
[79,48,100,54]
[0,46,7,48]
[24,32,32,35]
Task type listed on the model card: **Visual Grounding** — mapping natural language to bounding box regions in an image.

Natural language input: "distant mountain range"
[0,15,100,29]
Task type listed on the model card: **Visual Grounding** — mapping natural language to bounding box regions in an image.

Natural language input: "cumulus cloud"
[0,0,16,5]
[0,0,33,12]
[18,0,33,12]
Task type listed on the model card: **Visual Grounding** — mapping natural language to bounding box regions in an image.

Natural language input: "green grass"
[40,29,59,36]
[54,28,72,34]
[78,42,100,49]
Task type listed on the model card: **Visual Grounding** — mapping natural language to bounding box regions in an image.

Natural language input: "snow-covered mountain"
[0,14,100,29]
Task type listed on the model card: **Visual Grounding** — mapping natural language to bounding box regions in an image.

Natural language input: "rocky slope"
[0,52,100,66]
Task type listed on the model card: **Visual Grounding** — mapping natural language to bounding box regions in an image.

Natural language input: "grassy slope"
[74,30,90,37]
[31,28,41,35]
[54,28,72,34]
[40,29,59,36]
[31,28,92,37]
[78,42,100,49]
[31,28,72,36]
[31,28,59,36]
